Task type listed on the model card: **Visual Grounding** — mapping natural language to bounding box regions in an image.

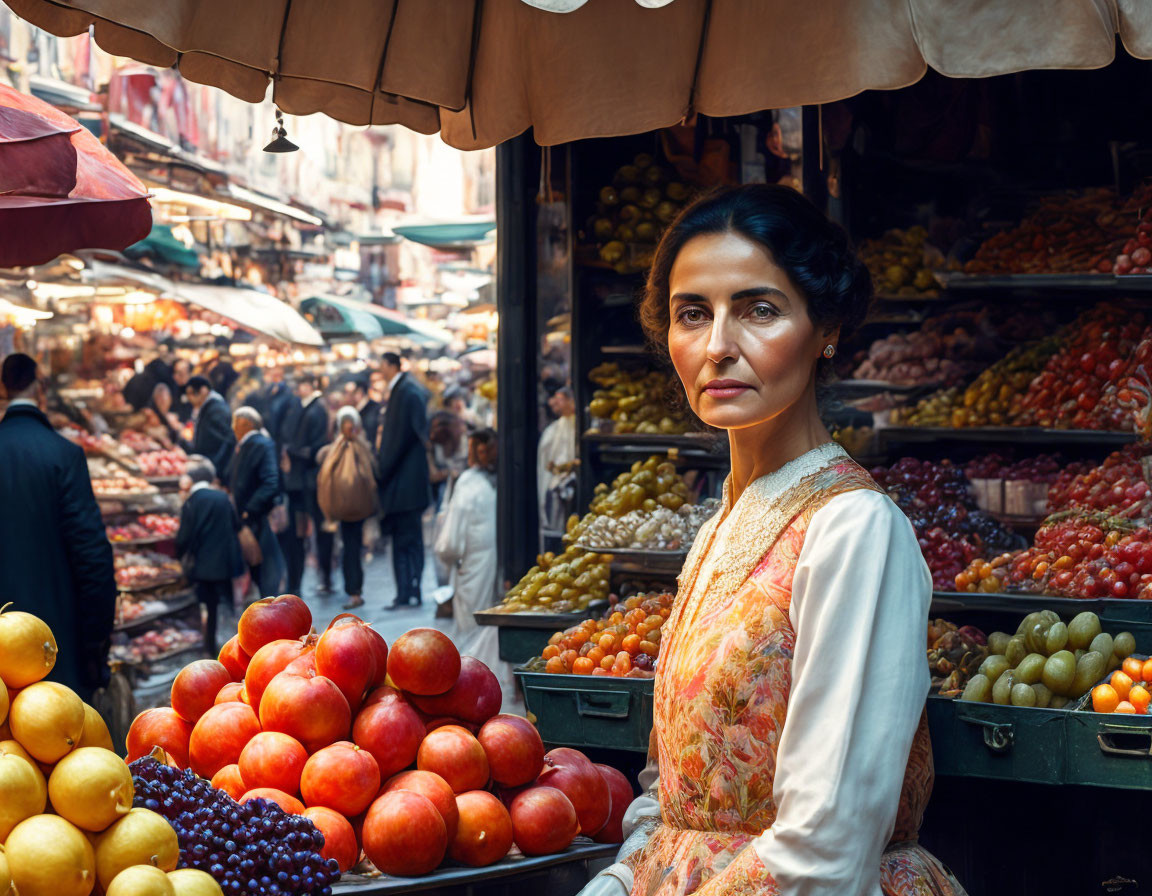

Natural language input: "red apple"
[259,671,351,753]
[591,763,634,843]
[382,770,459,842]
[352,697,425,778]
[240,788,306,815]
[126,707,194,767]
[538,748,610,836]
[244,637,315,714]
[364,627,389,688]
[210,764,247,800]
[417,725,489,793]
[171,660,234,724]
[408,657,501,725]
[315,619,377,711]
[215,682,244,705]
[362,791,446,876]
[237,594,312,656]
[301,741,380,816]
[302,806,360,873]
[188,702,262,779]
[218,636,251,680]
[387,629,460,695]
[450,791,513,867]
[478,714,544,787]
[509,786,580,856]
[239,731,308,796]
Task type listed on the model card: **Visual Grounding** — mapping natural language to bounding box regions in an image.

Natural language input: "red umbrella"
[0,84,152,267]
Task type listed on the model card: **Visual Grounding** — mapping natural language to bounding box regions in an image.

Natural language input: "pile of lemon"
[0,603,220,896]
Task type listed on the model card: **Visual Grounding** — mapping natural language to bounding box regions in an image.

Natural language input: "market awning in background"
[0,82,152,267]
[318,293,453,347]
[300,295,385,342]
[5,0,1152,149]
[393,220,496,249]
[167,282,324,346]
[123,224,201,270]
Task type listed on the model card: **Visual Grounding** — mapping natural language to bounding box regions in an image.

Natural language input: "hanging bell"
[263,108,298,153]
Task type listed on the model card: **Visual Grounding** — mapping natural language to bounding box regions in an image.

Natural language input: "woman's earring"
[822,345,836,358]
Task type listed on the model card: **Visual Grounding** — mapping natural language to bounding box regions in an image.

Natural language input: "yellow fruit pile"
[0,603,222,896]
[587,363,692,435]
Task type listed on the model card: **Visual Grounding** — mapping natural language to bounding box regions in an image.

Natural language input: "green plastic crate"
[497,627,556,665]
[475,605,608,665]
[926,696,1066,785]
[514,669,654,753]
[1064,711,1152,790]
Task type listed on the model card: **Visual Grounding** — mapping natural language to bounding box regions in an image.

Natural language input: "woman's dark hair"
[639,184,872,378]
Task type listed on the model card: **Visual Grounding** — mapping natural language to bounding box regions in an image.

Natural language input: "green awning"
[301,295,385,341]
[392,220,495,249]
[124,224,201,269]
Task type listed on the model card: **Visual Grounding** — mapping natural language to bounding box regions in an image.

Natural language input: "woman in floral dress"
[581,185,966,896]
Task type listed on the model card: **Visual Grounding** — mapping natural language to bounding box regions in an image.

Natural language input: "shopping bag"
[317,438,378,522]
[238,525,263,567]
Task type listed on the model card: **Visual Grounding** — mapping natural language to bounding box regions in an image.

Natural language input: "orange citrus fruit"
[1122,657,1144,683]
[1115,701,1137,714]
[1130,685,1151,714]
[1092,684,1120,714]
[1142,658,1152,684]
[1111,671,1134,702]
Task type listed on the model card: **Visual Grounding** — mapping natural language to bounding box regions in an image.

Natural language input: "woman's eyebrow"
[730,286,788,302]
[670,292,707,304]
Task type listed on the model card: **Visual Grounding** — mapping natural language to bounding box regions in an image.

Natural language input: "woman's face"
[667,231,829,432]
[341,418,357,439]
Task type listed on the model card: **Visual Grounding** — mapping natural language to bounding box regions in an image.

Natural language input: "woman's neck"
[726,390,832,505]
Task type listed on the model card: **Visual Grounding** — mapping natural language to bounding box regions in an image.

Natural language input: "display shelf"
[937,272,1121,292]
[114,641,204,677]
[516,668,654,753]
[332,841,617,895]
[880,426,1139,448]
[476,603,609,664]
[585,547,686,571]
[109,534,176,547]
[599,344,651,357]
[117,573,185,594]
[115,591,197,633]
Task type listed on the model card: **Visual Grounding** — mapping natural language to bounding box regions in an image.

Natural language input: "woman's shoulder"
[806,487,917,547]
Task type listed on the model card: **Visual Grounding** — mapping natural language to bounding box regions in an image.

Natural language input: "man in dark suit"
[282,373,333,594]
[175,457,241,656]
[0,354,116,699]
[183,376,236,482]
[247,366,296,451]
[345,377,381,448]
[376,352,433,610]
[170,358,194,424]
[230,407,285,597]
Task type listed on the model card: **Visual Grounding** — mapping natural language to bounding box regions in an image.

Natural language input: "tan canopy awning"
[6,0,1152,150]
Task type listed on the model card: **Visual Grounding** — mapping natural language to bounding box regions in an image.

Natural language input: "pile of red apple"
[125,595,633,880]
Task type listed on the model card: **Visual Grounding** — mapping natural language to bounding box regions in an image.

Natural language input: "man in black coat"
[282,373,333,594]
[182,376,236,482]
[175,457,241,656]
[230,407,285,597]
[345,377,381,449]
[376,353,433,610]
[248,367,296,452]
[0,354,116,699]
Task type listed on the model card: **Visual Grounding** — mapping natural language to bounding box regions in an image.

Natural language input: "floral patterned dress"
[624,443,966,896]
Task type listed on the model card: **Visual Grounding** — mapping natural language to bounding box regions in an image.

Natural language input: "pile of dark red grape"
[131,756,340,896]
[870,458,1020,589]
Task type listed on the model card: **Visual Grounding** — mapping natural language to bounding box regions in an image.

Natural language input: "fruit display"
[119,599,635,887]
[138,450,188,479]
[1089,656,1152,714]
[116,550,184,590]
[93,476,158,497]
[858,226,943,297]
[927,619,989,697]
[586,363,693,435]
[0,604,210,896]
[111,623,203,665]
[1110,185,1152,274]
[522,592,675,677]
[1012,305,1149,430]
[963,452,1072,516]
[496,546,612,614]
[575,500,718,552]
[1046,444,1152,517]
[107,514,180,543]
[118,593,193,625]
[574,455,698,530]
[957,610,1136,708]
[120,430,164,455]
[870,458,1020,589]
[586,153,691,274]
[850,318,997,387]
[962,189,1127,275]
[830,425,876,459]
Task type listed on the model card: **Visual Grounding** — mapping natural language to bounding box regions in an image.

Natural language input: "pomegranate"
[477,714,545,787]
[238,731,307,796]
[170,660,232,724]
[409,656,501,724]
[352,696,425,778]
[217,636,250,680]
[509,786,580,856]
[382,769,459,841]
[537,748,610,835]
[362,790,446,876]
[258,671,351,753]
[300,741,380,816]
[387,628,460,695]
[450,790,514,867]
[187,702,261,779]
[591,763,635,843]
[315,618,377,711]
[126,708,194,767]
[417,725,489,793]
[236,595,312,656]
[302,806,360,872]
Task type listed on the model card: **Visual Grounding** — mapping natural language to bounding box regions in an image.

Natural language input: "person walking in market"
[579,185,966,896]
[344,376,382,449]
[281,372,334,595]
[175,456,242,657]
[230,407,285,598]
[316,406,379,610]
[182,375,236,483]
[375,351,433,610]
[0,353,116,701]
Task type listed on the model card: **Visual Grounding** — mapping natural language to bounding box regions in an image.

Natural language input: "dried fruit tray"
[476,604,609,665]
[515,668,654,753]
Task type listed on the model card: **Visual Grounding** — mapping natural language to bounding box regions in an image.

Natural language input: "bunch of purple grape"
[130,757,340,896]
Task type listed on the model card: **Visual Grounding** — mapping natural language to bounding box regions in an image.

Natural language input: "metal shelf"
[115,591,197,633]
[880,426,1138,448]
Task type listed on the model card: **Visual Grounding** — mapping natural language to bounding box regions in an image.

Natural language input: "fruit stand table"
[332,842,616,896]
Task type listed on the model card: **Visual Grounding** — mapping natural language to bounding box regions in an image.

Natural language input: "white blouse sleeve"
[751,489,932,896]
